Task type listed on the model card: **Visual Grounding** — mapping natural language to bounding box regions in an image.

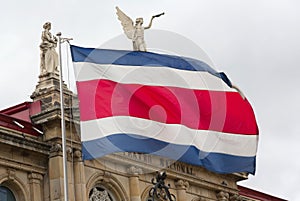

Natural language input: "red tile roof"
[238,185,287,201]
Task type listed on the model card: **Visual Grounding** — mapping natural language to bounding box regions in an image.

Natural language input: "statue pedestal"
[31,72,73,111]
[30,72,79,141]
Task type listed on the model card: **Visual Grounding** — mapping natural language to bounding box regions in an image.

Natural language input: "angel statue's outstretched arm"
[144,12,165,30]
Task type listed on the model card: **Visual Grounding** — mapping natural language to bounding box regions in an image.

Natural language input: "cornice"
[84,153,241,195]
[0,127,50,155]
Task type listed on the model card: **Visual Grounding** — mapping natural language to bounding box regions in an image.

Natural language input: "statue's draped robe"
[40,31,58,74]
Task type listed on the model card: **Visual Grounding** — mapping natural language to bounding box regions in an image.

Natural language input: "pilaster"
[73,149,87,201]
[49,143,64,201]
[174,179,189,201]
[127,166,142,201]
[28,173,43,201]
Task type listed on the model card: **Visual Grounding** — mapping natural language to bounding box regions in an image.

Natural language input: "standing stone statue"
[40,22,59,74]
[116,6,164,51]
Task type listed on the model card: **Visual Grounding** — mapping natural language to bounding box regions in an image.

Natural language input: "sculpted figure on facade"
[40,22,59,74]
[116,6,164,51]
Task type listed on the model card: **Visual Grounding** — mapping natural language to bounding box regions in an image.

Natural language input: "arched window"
[0,186,16,201]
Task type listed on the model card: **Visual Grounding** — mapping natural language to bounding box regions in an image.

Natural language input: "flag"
[70,45,259,174]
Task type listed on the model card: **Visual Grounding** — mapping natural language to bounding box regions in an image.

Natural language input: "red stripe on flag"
[77,79,258,135]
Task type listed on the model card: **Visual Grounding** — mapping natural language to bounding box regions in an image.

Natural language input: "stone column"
[174,179,189,201]
[73,149,87,201]
[127,166,142,201]
[49,143,64,201]
[28,173,43,201]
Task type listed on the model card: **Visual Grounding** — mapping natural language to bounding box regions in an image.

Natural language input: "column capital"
[28,173,43,181]
[175,179,189,190]
[216,191,230,201]
[50,143,62,157]
[73,149,83,161]
[66,146,73,161]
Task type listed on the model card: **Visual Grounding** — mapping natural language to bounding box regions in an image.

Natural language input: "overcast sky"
[1,1,300,200]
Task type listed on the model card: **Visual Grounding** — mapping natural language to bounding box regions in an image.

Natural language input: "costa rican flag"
[70,45,259,174]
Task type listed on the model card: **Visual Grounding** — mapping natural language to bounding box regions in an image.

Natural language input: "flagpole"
[57,32,69,201]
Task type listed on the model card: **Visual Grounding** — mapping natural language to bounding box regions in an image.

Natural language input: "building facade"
[0,69,285,200]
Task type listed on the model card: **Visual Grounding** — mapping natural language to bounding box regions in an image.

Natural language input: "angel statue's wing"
[116,6,135,39]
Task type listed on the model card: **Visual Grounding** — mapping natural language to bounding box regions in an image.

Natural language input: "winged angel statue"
[116,6,164,51]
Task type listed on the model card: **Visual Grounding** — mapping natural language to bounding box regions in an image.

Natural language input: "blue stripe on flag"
[70,45,232,87]
[82,134,256,174]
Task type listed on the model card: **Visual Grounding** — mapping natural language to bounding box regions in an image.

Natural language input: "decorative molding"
[127,166,143,175]
[0,156,46,175]
[0,130,50,155]
[7,168,16,181]
[28,173,43,180]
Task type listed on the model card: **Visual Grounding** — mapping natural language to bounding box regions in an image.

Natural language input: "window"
[0,186,16,201]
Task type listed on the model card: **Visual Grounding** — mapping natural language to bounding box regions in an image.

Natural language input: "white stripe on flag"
[81,116,257,157]
[74,63,235,92]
